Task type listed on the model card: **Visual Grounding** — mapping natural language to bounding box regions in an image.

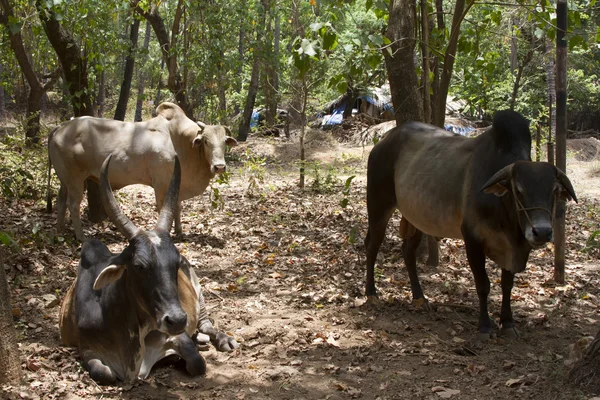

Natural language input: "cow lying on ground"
[59,154,238,384]
[365,110,577,339]
[47,102,238,240]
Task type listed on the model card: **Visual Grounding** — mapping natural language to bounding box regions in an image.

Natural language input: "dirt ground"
[1,130,600,400]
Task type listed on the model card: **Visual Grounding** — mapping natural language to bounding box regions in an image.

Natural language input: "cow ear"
[93,264,126,290]
[556,168,578,203]
[225,136,238,148]
[192,135,204,148]
[481,164,513,197]
[156,102,181,121]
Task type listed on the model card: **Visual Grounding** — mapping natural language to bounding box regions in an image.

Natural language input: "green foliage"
[585,230,600,253]
[339,175,355,209]
[0,134,48,202]
[210,171,230,210]
[309,162,339,193]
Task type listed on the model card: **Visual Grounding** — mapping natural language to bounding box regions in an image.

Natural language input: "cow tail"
[46,127,57,213]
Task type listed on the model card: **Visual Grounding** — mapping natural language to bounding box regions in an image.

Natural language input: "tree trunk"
[217,50,228,124]
[238,52,261,142]
[1,1,44,144]
[535,123,542,161]
[0,64,5,119]
[36,0,93,118]
[0,251,20,385]
[545,37,556,164]
[430,0,444,124]
[96,70,105,117]
[135,20,152,122]
[509,50,533,111]
[263,0,279,127]
[238,2,266,141]
[114,16,140,121]
[288,0,305,127]
[299,77,307,188]
[384,0,423,125]
[136,0,194,118]
[570,330,600,392]
[432,0,474,127]
[553,0,567,284]
[421,0,431,123]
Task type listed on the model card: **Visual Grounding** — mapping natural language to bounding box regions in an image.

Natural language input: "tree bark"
[545,37,556,164]
[421,0,431,123]
[135,20,152,122]
[263,0,278,127]
[96,70,105,117]
[136,0,194,118]
[238,2,266,141]
[0,64,5,119]
[0,251,20,385]
[36,0,93,118]
[554,0,567,284]
[430,0,444,124]
[288,0,305,127]
[384,0,423,125]
[509,50,533,111]
[432,0,474,127]
[114,16,140,121]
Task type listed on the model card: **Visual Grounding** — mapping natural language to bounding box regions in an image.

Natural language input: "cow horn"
[156,156,181,232]
[480,164,513,196]
[196,121,206,131]
[556,168,578,203]
[99,154,140,240]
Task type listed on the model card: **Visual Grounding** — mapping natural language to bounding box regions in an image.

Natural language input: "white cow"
[47,102,237,240]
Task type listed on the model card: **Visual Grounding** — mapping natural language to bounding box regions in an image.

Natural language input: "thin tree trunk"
[432,0,474,127]
[554,0,568,284]
[384,0,423,125]
[114,17,140,121]
[421,0,431,123]
[430,0,444,124]
[238,52,261,142]
[509,50,533,111]
[238,2,266,141]
[0,251,20,385]
[288,0,304,127]
[97,70,105,117]
[0,64,5,119]
[299,77,307,188]
[135,20,152,122]
[536,123,542,161]
[546,37,556,164]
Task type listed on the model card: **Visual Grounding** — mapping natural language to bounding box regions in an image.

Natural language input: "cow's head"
[94,153,189,335]
[192,122,238,174]
[481,161,577,248]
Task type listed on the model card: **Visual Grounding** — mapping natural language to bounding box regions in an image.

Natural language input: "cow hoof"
[87,359,116,385]
[501,326,520,339]
[185,355,207,376]
[213,332,239,352]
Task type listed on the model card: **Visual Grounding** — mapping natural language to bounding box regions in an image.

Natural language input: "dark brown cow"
[365,110,577,339]
[59,154,238,384]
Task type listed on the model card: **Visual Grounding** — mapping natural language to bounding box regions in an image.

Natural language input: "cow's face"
[192,125,238,174]
[482,161,577,248]
[93,230,188,335]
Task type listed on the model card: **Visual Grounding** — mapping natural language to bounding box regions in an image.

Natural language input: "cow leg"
[174,201,182,236]
[84,358,117,385]
[364,208,394,297]
[56,182,67,231]
[66,185,85,241]
[500,269,519,339]
[172,333,206,376]
[463,231,492,340]
[425,235,440,267]
[403,229,429,308]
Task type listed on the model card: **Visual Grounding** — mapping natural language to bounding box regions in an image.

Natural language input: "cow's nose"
[162,311,187,334]
[214,164,226,174]
[532,226,553,243]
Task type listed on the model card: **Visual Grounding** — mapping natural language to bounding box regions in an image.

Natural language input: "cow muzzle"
[159,309,188,335]
[213,164,227,174]
[525,224,553,248]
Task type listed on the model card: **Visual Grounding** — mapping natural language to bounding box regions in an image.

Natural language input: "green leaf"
[323,32,338,51]
[366,0,373,11]
[7,16,21,35]
[534,28,545,39]
[310,22,325,32]
[336,80,348,94]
